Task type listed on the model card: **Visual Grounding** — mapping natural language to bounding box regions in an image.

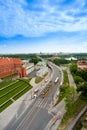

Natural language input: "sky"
[0,0,87,54]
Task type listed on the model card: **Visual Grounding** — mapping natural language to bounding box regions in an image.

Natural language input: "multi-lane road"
[5,62,63,130]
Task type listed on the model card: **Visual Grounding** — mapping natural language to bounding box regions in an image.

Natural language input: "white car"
[34,94,37,99]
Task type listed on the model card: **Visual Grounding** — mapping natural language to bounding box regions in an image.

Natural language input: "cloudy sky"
[0,0,87,54]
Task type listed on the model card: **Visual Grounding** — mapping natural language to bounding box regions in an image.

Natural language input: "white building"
[65,57,77,61]
[35,61,46,70]
[36,66,48,77]
[23,63,34,75]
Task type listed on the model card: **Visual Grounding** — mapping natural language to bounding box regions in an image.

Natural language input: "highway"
[5,62,63,130]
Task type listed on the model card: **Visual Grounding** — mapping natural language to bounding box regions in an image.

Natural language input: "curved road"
[5,62,63,130]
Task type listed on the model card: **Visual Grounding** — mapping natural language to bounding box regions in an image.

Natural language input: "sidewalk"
[67,68,76,89]
[0,68,53,130]
[45,99,66,130]
[65,105,87,130]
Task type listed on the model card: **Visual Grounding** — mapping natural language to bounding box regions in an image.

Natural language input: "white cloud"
[0,0,87,37]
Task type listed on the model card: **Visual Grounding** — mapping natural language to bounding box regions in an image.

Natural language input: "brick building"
[0,57,26,79]
[77,60,87,70]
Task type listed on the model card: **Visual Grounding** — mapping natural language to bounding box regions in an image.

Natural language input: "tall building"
[0,57,26,79]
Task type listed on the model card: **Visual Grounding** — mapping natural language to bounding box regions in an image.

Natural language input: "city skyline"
[0,0,87,53]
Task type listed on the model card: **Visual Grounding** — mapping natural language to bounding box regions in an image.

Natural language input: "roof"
[37,66,48,73]
[0,57,22,65]
[37,61,46,66]
[65,57,77,60]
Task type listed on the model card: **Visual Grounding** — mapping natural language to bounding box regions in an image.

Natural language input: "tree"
[74,76,84,84]
[70,64,77,75]
[77,82,87,98]
[80,70,87,81]
[65,86,77,115]
[29,58,42,64]
[53,58,69,66]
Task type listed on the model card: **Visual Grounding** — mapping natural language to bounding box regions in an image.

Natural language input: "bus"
[54,77,59,84]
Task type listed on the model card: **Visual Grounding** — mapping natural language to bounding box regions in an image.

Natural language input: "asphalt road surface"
[5,62,62,130]
[27,70,37,78]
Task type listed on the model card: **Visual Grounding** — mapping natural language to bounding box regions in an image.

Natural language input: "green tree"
[77,82,87,99]
[29,58,42,64]
[74,76,84,84]
[70,64,77,75]
[53,58,69,66]
[65,86,77,115]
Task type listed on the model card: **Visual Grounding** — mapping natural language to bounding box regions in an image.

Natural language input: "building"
[36,66,48,77]
[35,61,46,70]
[77,60,87,70]
[0,57,26,79]
[22,63,34,75]
[65,57,77,61]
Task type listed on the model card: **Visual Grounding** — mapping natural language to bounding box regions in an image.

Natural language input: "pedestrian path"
[67,68,76,89]
[45,99,66,130]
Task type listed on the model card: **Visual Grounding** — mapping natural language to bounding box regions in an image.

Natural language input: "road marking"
[16,97,46,130]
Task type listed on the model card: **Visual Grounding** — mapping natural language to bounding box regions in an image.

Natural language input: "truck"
[54,77,59,84]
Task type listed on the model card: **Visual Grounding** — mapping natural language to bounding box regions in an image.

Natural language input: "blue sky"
[0,0,87,54]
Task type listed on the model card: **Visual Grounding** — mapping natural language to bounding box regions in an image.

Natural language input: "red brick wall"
[0,58,23,78]
[22,68,26,77]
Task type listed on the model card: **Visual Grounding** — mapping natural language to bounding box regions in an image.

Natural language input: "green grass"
[0,81,23,97]
[0,80,16,89]
[0,100,13,112]
[55,70,69,105]
[35,77,43,83]
[63,70,69,86]
[43,72,48,77]
[13,85,32,100]
[0,79,32,112]
[2,73,18,80]
[59,96,87,130]
[0,83,27,105]
[18,78,31,84]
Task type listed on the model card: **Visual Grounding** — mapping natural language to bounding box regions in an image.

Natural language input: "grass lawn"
[59,96,87,130]
[35,77,43,83]
[2,73,18,80]
[0,100,13,112]
[55,70,69,105]
[0,78,32,112]
[13,85,32,100]
[0,81,23,97]
[0,80,16,89]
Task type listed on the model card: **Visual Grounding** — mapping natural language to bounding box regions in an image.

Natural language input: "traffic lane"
[12,98,52,130]
[11,63,62,130]
[23,109,52,130]
[52,66,61,78]
[10,94,50,130]
[15,83,59,130]
[8,99,37,130]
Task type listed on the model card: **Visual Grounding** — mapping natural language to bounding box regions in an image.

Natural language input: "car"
[45,79,48,82]
[34,94,37,99]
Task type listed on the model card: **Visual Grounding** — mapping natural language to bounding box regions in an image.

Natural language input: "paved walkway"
[67,68,76,89]
[45,99,66,130]
[0,68,52,130]
[65,105,87,130]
